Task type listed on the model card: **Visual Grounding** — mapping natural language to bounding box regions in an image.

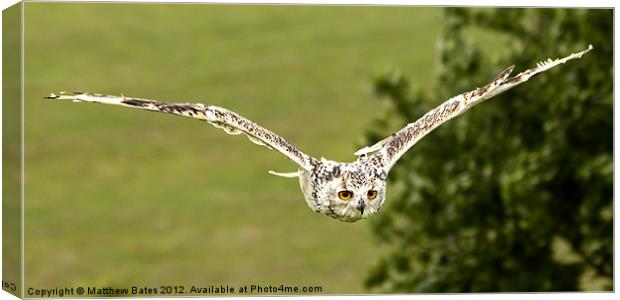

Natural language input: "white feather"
[268,170,301,178]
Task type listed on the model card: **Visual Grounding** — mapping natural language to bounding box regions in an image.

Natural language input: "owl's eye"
[338,191,353,200]
[367,190,378,200]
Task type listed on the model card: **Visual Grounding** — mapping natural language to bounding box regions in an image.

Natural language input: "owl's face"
[301,160,387,222]
[320,175,386,222]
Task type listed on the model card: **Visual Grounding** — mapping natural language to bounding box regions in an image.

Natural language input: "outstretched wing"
[46,92,314,172]
[356,45,593,171]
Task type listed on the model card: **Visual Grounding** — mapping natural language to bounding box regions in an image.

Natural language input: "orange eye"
[338,191,353,200]
[367,190,378,200]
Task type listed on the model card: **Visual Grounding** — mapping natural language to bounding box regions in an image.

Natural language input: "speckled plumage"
[47,46,591,222]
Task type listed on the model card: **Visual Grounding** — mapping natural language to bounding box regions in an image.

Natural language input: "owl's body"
[47,46,592,222]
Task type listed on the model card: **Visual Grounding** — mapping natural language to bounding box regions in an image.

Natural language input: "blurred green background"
[19,3,612,294]
[23,3,445,293]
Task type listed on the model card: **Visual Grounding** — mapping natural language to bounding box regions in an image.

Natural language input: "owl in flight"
[47,46,592,222]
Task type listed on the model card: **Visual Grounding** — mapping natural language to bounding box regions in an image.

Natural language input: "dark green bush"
[364,8,612,292]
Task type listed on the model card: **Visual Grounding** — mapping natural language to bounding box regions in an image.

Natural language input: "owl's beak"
[357,201,365,215]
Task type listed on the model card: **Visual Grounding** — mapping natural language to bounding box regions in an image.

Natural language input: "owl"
[47,46,592,222]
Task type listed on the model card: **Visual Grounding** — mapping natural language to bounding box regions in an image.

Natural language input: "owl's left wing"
[46,92,314,172]
[356,45,593,171]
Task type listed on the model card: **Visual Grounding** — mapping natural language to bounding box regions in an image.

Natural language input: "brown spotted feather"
[45,92,313,171]
[372,45,592,171]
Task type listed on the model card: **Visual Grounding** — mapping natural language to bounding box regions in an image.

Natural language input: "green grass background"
[22,2,449,293]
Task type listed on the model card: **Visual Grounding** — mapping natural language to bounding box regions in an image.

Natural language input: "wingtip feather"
[496,65,515,82]
[45,91,79,101]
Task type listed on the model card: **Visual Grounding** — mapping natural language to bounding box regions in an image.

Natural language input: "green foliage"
[364,8,612,292]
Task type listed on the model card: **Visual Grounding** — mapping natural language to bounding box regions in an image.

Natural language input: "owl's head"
[302,160,387,222]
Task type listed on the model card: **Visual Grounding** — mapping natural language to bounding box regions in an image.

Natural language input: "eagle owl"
[47,46,592,222]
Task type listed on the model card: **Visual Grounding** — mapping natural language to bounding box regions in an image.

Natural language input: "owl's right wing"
[355,45,593,171]
[46,92,315,173]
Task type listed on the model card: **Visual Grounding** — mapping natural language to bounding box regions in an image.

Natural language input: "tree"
[364,8,612,292]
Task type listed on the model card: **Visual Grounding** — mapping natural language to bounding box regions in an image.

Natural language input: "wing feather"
[46,92,313,170]
[364,45,593,171]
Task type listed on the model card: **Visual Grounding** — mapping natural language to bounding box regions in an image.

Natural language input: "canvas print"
[2,2,613,297]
